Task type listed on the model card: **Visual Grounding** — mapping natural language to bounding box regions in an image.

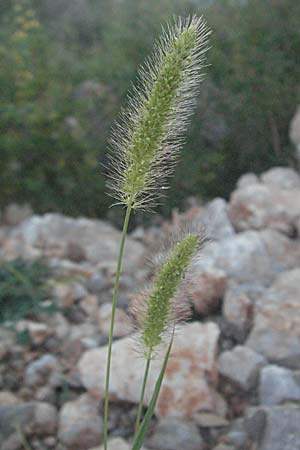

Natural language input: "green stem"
[103,198,133,450]
[134,349,152,436]
[131,330,175,450]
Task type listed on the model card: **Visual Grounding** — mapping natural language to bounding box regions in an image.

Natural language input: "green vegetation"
[103,17,208,448]
[0,259,53,323]
[0,0,299,222]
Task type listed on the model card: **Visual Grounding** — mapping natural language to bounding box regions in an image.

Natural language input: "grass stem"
[103,197,133,450]
[134,349,152,436]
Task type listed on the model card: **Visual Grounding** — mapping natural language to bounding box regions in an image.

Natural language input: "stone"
[16,320,52,345]
[223,430,249,448]
[89,437,153,450]
[0,392,20,406]
[58,394,103,449]
[197,229,300,287]
[246,268,300,368]
[258,406,300,450]
[228,182,300,235]
[259,229,300,275]
[259,365,300,406]
[236,173,259,189]
[289,105,300,148]
[89,438,130,450]
[33,402,58,434]
[206,231,274,285]
[80,295,99,318]
[146,418,205,450]
[48,313,70,340]
[79,322,220,417]
[212,446,235,450]
[0,402,57,449]
[244,408,266,442]
[202,198,235,241]
[53,282,88,308]
[261,167,300,190]
[98,303,133,337]
[193,412,229,427]
[65,241,86,262]
[218,346,266,391]
[222,282,253,341]
[2,203,32,226]
[85,273,108,294]
[24,354,62,388]
[187,269,227,315]
[11,213,145,271]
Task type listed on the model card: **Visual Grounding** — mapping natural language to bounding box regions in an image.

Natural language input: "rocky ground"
[1,166,300,450]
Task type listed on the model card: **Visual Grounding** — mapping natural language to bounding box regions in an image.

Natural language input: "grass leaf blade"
[131,333,174,450]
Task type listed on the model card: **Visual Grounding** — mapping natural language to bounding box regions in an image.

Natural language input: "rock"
[146,418,205,450]
[259,365,300,406]
[187,269,227,315]
[53,282,88,308]
[47,313,70,340]
[259,229,300,274]
[11,213,145,271]
[24,354,62,388]
[244,408,266,442]
[193,412,229,427]
[223,430,249,448]
[85,273,108,294]
[65,240,86,262]
[202,198,235,241]
[98,303,133,337]
[79,322,220,417]
[16,320,52,345]
[228,181,300,235]
[222,282,253,341]
[218,346,266,391]
[89,437,153,450]
[197,229,300,287]
[246,268,300,368]
[88,438,130,450]
[68,322,101,349]
[289,105,300,153]
[33,402,58,434]
[258,406,300,450]
[261,167,300,190]
[236,173,259,189]
[0,402,57,449]
[58,394,103,449]
[2,203,32,226]
[0,391,20,406]
[80,295,99,319]
[212,445,235,450]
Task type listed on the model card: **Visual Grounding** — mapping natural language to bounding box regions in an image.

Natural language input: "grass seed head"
[107,16,211,210]
[132,229,205,356]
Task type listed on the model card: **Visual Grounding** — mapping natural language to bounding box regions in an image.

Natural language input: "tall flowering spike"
[108,16,211,210]
[140,232,203,352]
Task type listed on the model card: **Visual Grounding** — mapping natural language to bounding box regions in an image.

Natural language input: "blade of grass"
[131,331,174,450]
[134,349,152,436]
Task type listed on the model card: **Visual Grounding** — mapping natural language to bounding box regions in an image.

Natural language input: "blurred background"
[1,0,300,226]
[1,3,300,450]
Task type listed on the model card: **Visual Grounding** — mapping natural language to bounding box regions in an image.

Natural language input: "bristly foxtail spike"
[107,16,211,210]
[131,229,206,357]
